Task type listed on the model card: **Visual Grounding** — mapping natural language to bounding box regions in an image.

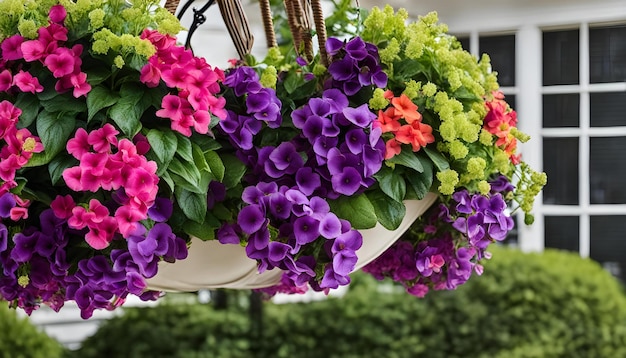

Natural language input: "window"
[542,24,626,281]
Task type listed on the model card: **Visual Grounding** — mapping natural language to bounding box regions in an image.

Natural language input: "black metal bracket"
[176,0,217,50]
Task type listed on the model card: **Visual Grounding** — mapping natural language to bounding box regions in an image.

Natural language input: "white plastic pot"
[147,192,438,291]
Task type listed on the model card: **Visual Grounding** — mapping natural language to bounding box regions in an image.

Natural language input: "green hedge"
[72,247,626,358]
[0,304,65,358]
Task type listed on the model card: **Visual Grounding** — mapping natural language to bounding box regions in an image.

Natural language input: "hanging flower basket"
[0,0,545,318]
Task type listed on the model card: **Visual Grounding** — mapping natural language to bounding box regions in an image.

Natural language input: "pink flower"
[62,166,83,191]
[48,4,67,24]
[44,47,76,78]
[87,123,119,153]
[0,70,13,92]
[38,23,68,44]
[124,166,158,198]
[0,100,21,138]
[50,195,75,219]
[115,205,145,238]
[139,58,162,88]
[192,110,211,134]
[140,29,176,51]
[68,206,88,229]
[86,199,110,224]
[9,206,28,221]
[66,128,91,160]
[85,216,118,250]
[13,71,43,93]
[70,72,91,97]
[0,35,24,60]
[0,155,19,182]
[21,40,46,62]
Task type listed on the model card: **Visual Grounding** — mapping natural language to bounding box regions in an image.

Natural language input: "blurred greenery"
[0,304,64,358]
[69,246,626,358]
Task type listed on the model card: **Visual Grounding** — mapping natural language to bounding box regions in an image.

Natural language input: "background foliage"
[0,304,64,358]
[69,247,626,358]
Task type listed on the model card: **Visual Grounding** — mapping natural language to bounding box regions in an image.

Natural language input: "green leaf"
[146,129,177,164]
[84,63,112,86]
[14,93,40,128]
[404,161,434,200]
[27,111,76,167]
[221,154,247,189]
[87,86,119,122]
[108,83,144,137]
[205,151,225,182]
[168,158,203,193]
[192,143,210,173]
[423,146,450,171]
[48,155,77,185]
[190,133,221,151]
[367,191,406,230]
[184,219,216,241]
[175,189,207,224]
[328,194,377,229]
[160,170,175,192]
[283,72,303,94]
[395,58,428,80]
[387,147,424,173]
[39,93,86,114]
[175,133,194,162]
[374,166,406,202]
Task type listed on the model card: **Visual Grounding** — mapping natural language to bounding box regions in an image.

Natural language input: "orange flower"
[395,121,435,152]
[391,94,422,123]
[375,108,402,133]
[384,138,402,159]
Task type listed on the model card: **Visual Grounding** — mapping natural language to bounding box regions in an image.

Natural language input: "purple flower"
[293,216,320,245]
[237,204,266,234]
[269,192,293,220]
[490,175,515,194]
[319,213,342,239]
[295,167,321,196]
[328,57,357,81]
[343,104,376,128]
[148,197,173,222]
[268,142,303,175]
[246,88,272,112]
[0,224,8,253]
[323,89,349,113]
[331,167,362,195]
[0,193,16,218]
[224,66,261,96]
[325,37,344,56]
[11,230,39,263]
[207,181,226,210]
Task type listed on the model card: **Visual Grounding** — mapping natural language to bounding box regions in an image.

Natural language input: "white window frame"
[447,7,626,260]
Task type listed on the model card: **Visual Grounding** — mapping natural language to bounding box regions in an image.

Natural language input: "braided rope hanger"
[164,0,330,64]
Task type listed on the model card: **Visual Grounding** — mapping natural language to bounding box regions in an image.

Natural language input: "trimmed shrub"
[71,303,250,358]
[0,304,65,358]
[74,247,626,358]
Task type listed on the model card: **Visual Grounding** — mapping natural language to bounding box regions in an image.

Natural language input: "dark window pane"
[589,25,626,83]
[545,216,579,252]
[590,216,626,281]
[590,92,626,127]
[543,94,580,127]
[480,35,516,86]
[457,36,470,52]
[503,94,516,112]
[543,29,579,86]
[543,137,579,205]
[590,137,626,204]
[502,213,519,246]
